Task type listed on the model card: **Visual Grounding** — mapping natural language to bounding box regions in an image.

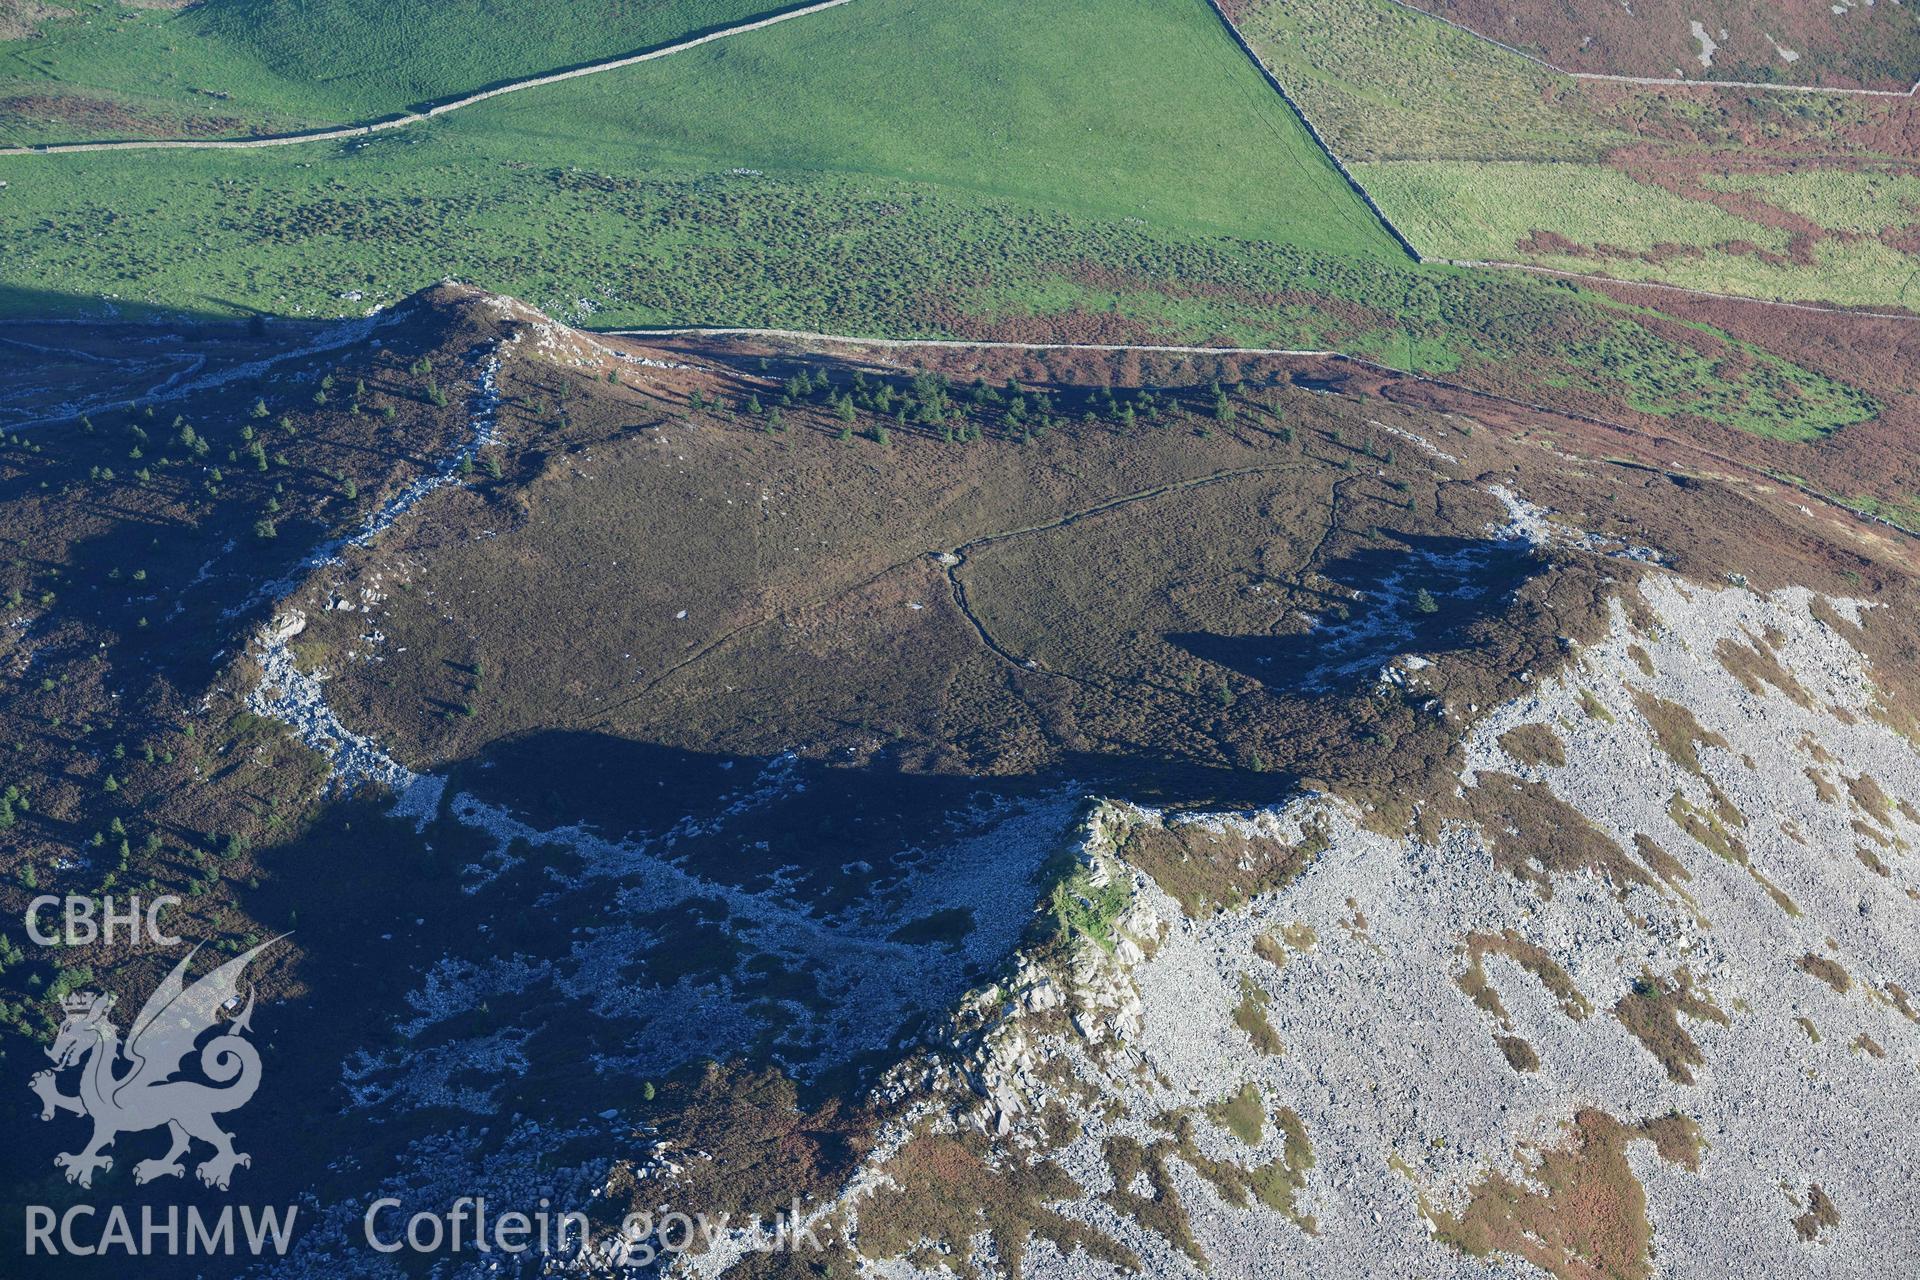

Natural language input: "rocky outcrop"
[837,567,1920,1278]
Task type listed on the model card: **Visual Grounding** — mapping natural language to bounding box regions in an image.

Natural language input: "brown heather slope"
[0,287,1916,1276]
[293,311,1920,834]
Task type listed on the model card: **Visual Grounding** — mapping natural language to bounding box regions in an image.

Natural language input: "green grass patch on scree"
[0,0,777,146]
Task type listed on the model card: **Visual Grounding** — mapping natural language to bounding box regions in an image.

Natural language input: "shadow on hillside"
[1170,532,1543,692]
[0,713,1298,1279]
[0,284,265,329]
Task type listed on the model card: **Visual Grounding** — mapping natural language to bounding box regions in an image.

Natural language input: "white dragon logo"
[29,937,282,1191]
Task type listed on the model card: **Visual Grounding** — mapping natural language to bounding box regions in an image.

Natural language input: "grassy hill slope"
[0,0,1898,459]
[471,0,1395,253]
[0,0,1401,318]
[0,0,776,145]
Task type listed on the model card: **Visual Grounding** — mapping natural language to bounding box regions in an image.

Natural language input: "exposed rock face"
[831,569,1919,1278]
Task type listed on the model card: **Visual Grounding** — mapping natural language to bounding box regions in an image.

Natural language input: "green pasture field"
[466,0,1397,254]
[0,0,775,145]
[0,0,1880,440]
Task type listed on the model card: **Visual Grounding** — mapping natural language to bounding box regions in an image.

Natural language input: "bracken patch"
[1428,1109,1704,1280]
[1613,967,1729,1084]
[1633,689,1731,777]
[1457,929,1593,1026]
[1791,1183,1841,1243]
[1498,722,1567,768]
[1123,817,1325,917]
[1715,635,1813,708]
[1467,772,1652,898]
[1232,972,1285,1056]
[859,1127,1137,1274]
[1796,953,1851,994]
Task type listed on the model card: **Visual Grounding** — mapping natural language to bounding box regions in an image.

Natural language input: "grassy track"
[0,0,1401,314]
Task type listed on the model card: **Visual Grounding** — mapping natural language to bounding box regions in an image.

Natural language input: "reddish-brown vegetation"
[1401,0,1920,90]
[1429,1109,1704,1280]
